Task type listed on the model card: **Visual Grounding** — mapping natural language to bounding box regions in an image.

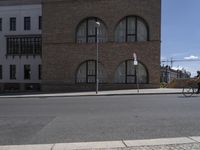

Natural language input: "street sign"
[133,53,138,66]
[133,52,139,93]
[134,60,138,66]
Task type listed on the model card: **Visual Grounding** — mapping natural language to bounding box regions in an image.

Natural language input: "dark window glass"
[24,65,31,80]
[10,17,16,31]
[0,65,2,79]
[114,60,148,84]
[38,65,41,80]
[7,38,20,54]
[10,65,16,80]
[76,17,107,43]
[39,16,42,30]
[0,18,2,31]
[24,17,31,30]
[115,16,148,42]
[6,35,41,55]
[34,37,42,54]
[76,60,106,83]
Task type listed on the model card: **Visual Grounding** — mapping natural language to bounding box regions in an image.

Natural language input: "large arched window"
[115,16,149,42]
[114,60,148,84]
[76,17,107,43]
[76,60,106,83]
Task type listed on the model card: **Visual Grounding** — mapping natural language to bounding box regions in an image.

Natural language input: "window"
[10,65,16,80]
[115,16,148,42]
[39,16,42,30]
[0,18,2,31]
[76,17,107,43]
[24,65,31,80]
[24,17,31,30]
[114,60,148,84]
[6,35,41,55]
[10,17,16,31]
[38,65,41,80]
[76,60,106,83]
[0,65,2,79]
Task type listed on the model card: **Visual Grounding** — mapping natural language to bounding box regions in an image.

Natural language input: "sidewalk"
[0,88,183,98]
[1,136,200,150]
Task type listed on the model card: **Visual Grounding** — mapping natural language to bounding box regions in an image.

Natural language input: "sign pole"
[136,65,139,93]
[133,53,139,93]
[96,27,99,94]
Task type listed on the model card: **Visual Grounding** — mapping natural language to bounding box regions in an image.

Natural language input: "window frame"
[76,60,106,84]
[6,35,42,56]
[24,64,31,80]
[76,60,97,84]
[10,65,16,80]
[38,64,41,80]
[10,17,16,31]
[125,60,137,84]
[24,17,31,31]
[114,60,149,84]
[76,17,107,43]
[39,16,42,30]
[115,16,149,42]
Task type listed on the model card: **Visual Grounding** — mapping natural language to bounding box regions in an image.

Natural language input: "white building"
[0,2,42,92]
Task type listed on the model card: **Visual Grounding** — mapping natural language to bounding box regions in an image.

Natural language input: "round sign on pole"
[134,60,138,66]
[133,53,138,66]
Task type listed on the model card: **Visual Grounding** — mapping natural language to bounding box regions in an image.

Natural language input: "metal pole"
[136,65,139,93]
[133,52,139,93]
[96,23,99,94]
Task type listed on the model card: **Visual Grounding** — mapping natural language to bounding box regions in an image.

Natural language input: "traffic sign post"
[96,22,100,94]
[133,53,139,93]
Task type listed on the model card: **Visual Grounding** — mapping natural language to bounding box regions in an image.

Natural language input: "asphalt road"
[0,94,200,145]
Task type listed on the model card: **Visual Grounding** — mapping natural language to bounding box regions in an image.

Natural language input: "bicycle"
[182,86,198,97]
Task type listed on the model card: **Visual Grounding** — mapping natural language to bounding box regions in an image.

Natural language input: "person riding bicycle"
[195,71,200,94]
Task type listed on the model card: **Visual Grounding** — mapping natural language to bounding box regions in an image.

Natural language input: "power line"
[161,58,200,68]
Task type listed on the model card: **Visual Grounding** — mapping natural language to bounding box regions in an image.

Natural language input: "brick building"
[42,0,161,92]
[0,0,161,92]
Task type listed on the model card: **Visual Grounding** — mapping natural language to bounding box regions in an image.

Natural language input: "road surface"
[0,94,200,145]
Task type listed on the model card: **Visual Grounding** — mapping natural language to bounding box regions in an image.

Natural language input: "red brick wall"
[42,0,161,92]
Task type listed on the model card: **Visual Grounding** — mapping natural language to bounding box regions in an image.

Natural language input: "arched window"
[115,16,149,42]
[114,60,148,84]
[76,17,107,43]
[76,60,106,83]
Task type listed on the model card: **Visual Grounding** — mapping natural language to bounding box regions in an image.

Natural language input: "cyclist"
[195,71,200,94]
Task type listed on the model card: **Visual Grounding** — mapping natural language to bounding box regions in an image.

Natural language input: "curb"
[0,136,200,150]
[0,92,182,99]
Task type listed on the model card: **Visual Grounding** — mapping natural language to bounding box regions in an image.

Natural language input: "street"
[0,94,200,145]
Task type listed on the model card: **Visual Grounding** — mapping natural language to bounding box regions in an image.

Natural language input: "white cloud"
[172,66,183,70]
[184,55,199,60]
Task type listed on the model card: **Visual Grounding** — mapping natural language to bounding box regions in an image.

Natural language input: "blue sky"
[161,0,200,76]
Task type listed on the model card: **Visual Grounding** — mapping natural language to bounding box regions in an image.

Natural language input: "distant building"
[0,1,41,92]
[160,65,191,83]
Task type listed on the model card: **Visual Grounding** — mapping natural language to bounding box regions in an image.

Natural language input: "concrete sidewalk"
[1,136,200,150]
[0,88,183,98]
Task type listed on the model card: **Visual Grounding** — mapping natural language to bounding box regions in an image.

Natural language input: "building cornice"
[0,0,41,6]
